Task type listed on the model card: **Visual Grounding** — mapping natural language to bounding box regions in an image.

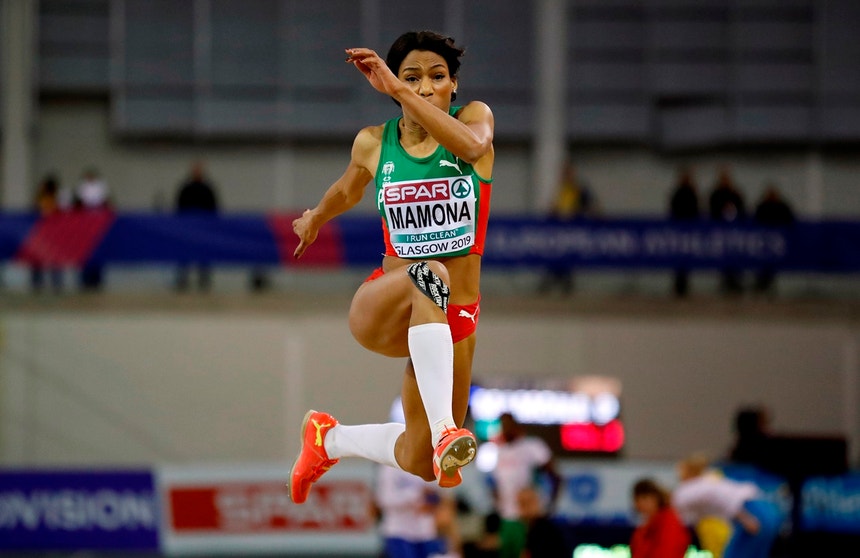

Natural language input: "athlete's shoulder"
[351,124,384,172]
[455,101,494,123]
[354,124,384,149]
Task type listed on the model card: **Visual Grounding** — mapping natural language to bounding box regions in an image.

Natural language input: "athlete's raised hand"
[292,209,319,260]
[346,48,402,98]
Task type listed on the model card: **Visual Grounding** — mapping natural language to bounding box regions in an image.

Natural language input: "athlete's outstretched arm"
[292,128,377,259]
[346,48,494,165]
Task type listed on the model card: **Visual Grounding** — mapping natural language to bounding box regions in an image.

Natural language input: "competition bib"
[379,176,477,258]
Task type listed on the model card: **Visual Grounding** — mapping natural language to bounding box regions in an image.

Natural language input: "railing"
[2,210,859,273]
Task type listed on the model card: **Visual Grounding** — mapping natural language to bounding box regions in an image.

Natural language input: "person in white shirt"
[482,412,561,558]
[672,453,782,558]
[74,167,112,291]
[75,168,111,209]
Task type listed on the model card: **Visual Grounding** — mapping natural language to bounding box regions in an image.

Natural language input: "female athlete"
[288,30,494,504]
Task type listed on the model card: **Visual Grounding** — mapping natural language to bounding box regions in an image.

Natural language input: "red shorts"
[364,267,480,343]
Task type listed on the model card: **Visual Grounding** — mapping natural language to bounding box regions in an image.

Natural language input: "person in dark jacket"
[517,486,569,558]
[175,161,219,291]
[708,166,747,295]
[753,185,795,295]
[668,167,700,297]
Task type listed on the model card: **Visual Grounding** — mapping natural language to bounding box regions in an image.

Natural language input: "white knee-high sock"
[408,322,456,447]
[324,423,404,469]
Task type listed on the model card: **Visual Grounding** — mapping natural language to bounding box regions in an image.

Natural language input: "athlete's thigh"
[349,269,414,356]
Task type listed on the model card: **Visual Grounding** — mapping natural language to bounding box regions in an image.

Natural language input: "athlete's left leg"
[397,333,475,481]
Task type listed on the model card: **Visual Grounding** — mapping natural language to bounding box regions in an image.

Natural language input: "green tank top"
[375,106,493,259]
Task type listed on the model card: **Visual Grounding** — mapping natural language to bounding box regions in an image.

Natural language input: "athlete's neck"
[398,117,430,146]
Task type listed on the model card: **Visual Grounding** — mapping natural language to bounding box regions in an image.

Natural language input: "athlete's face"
[398,50,457,111]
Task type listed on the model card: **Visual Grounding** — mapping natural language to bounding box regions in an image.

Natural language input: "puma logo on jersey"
[458,308,478,323]
[439,159,461,173]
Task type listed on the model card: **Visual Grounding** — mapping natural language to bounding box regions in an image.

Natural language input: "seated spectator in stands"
[668,166,701,297]
[517,485,569,558]
[753,185,795,296]
[630,478,691,558]
[30,174,64,293]
[175,161,220,292]
[75,167,112,291]
[673,453,782,558]
[538,159,597,296]
[708,166,747,295]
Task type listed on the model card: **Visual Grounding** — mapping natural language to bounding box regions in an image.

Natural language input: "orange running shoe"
[433,427,477,488]
[288,410,339,504]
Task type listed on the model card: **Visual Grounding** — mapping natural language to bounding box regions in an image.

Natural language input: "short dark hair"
[632,478,670,508]
[386,30,465,76]
[385,30,465,104]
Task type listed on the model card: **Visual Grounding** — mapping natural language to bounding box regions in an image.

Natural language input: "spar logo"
[382,180,450,205]
[168,481,372,532]
[452,178,472,199]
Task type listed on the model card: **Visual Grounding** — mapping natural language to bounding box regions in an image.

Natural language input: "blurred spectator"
[374,396,460,558]
[175,161,219,292]
[753,185,795,295]
[673,453,782,558]
[75,167,112,291]
[728,405,771,468]
[464,511,502,558]
[483,412,561,558]
[630,478,691,558]
[668,166,700,297]
[30,174,64,293]
[517,486,569,558]
[708,166,746,295]
[695,515,732,558]
[537,159,597,296]
[375,464,455,558]
[75,167,111,211]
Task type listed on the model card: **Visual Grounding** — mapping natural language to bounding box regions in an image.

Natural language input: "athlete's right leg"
[290,262,473,501]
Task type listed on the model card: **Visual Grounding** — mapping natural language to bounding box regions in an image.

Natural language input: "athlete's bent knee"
[406,260,450,312]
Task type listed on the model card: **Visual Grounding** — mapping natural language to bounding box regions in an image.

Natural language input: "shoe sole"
[438,434,477,482]
[287,409,315,503]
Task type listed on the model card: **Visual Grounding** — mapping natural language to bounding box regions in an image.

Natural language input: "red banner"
[15,210,115,266]
[168,481,371,533]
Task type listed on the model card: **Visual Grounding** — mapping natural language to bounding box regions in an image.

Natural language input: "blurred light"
[560,420,625,453]
[475,441,498,473]
[470,387,620,425]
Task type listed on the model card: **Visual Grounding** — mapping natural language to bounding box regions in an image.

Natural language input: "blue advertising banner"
[0,469,159,550]
[481,218,860,272]
[802,473,860,534]
[2,212,860,272]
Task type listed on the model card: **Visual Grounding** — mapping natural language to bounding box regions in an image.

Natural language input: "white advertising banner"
[555,460,678,524]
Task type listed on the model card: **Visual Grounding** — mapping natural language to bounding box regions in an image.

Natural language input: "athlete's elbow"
[459,141,492,165]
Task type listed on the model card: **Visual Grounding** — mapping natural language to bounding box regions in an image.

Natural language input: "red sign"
[168,481,371,533]
[560,420,625,453]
